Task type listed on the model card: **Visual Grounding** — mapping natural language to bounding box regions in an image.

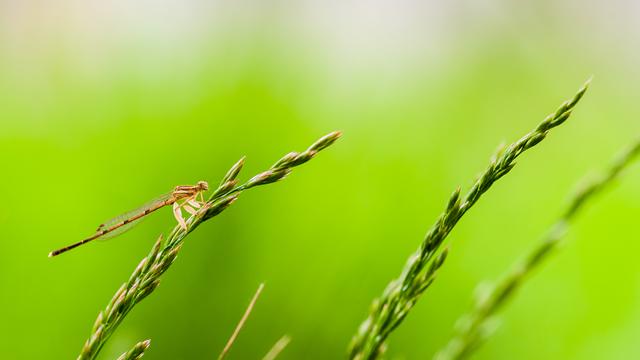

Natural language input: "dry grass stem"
[218,283,265,360]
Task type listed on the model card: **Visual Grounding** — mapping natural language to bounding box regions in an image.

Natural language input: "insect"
[48,181,209,257]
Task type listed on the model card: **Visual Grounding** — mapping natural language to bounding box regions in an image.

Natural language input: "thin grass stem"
[218,283,265,360]
[263,335,291,360]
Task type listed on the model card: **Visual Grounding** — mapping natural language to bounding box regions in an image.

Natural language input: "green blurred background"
[2,1,640,359]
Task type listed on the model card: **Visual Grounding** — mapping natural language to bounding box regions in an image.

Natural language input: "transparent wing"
[96,216,144,241]
[95,193,173,241]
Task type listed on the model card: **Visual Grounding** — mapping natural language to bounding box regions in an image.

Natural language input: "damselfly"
[48,181,209,257]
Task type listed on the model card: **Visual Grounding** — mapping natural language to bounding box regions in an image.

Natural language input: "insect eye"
[198,181,209,191]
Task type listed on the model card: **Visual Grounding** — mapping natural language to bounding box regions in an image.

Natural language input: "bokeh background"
[2,1,640,359]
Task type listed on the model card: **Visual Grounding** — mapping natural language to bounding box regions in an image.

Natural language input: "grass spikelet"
[116,339,151,360]
[348,81,590,360]
[434,137,640,360]
[75,132,341,360]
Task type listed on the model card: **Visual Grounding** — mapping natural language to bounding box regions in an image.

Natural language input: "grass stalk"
[218,283,265,360]
[348,81,590,360]
[263,335,291,360]
[75,131,342,360]
[435,138,640,360]
[116,339,150,360]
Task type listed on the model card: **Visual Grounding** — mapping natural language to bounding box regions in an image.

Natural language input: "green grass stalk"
[263,335,291,360]
[75,131,342,360]
[435,137,640,360]
[348,81,590,360]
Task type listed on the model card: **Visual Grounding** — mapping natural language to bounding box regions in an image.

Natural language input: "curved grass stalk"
[348,81,590,360]
[75,131,342,360]
[435,138,640,360]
